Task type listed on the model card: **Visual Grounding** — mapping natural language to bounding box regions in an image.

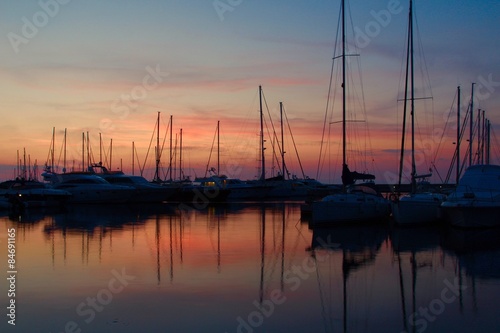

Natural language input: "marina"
[1,0,499,332]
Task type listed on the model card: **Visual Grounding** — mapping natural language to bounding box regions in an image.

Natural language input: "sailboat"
[310,0,390,225]
[249,86,323,199]
[194,120,271,200]
[391,0,446,225]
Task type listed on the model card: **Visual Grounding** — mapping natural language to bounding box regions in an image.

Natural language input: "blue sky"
[0,0,499,183]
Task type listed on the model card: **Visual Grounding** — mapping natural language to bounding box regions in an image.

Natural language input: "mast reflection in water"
[1,203,499,333]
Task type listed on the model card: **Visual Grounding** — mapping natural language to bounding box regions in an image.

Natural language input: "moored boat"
[1,178,72,209]
[441,164,500,228]
[390,0,446,225]
[48,172,135,204]
[310,0,389,225]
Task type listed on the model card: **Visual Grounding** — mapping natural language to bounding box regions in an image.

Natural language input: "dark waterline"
[1,203,499,333]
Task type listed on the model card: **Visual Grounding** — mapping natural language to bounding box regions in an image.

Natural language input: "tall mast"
[259,85,265,181]
[481,110,486,164]
[51,127,55,172]
[477,109,482,164]
[86,131,90,170]
[110,139,113,170]
[16,150,20,178]
[155,111,161,182]
[82,132,85,171]
[486,119,491,165]
[397,0,412,193]
[63,128,67,173]
[280,102,285,178]
[217,120,220,175]
[179,128,183,180]
[132,141,135,176]
[169,114,173,182]
[469,83,475,167]
[23,148,27,179]
[99,132,103,165]
[409,0,417,193]
[341,0,346,170]
[456,86,460,184]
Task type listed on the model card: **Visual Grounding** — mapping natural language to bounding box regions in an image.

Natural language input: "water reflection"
[1,203,499,333]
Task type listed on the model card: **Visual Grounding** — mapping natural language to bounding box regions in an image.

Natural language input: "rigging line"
[431,161,444,183]
[134,145,144,176]
[444,93,471,183]
[317,3,342,180]
[263,90,284,174]
[346,7,373,172]
[433,91,457,165]
[413,2,435,142]
[160,116,171,178]
[140,118,157,178]
[317,56,337,180]
[283,105,306,178]
[204,123,219,177]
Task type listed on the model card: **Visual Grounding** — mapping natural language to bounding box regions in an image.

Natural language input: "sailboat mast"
[155,111,161,182]
[51,127,55,172]
[86,131,90,170]
[280,102,285,178]
[217,120,220,175]
[179,128,183,180]
[341,0,346,170]
[63,128,67,173]
[259,85,265,181]
[409,0,417,193]
[481,109,486,164]
[23,148,27,179]
[456,86,461,184]
[81,132,85,171]
[486,119,491,165]
[469,83,475,167]
[16,150,20,178]
[132,141,135,176]
[169,114,173,182]
[397,1,413,193]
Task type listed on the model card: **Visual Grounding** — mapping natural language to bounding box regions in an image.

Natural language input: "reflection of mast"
[342,250,348,333]
[98,226,103,263]
[280,204,285,291]
[156,214,161,284]
[169,214,174,282]
[397,251,408,332]
[217,214,221,273]
[259,204,266,303]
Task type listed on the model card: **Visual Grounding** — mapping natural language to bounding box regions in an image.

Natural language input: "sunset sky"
[0,0,499,184]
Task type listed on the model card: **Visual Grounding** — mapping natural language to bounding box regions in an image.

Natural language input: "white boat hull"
[441,165,500,228]
[392,193,446,225]
[311,193,390,225]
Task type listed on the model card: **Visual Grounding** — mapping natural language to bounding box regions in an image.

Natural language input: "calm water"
[1,203,499,333]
